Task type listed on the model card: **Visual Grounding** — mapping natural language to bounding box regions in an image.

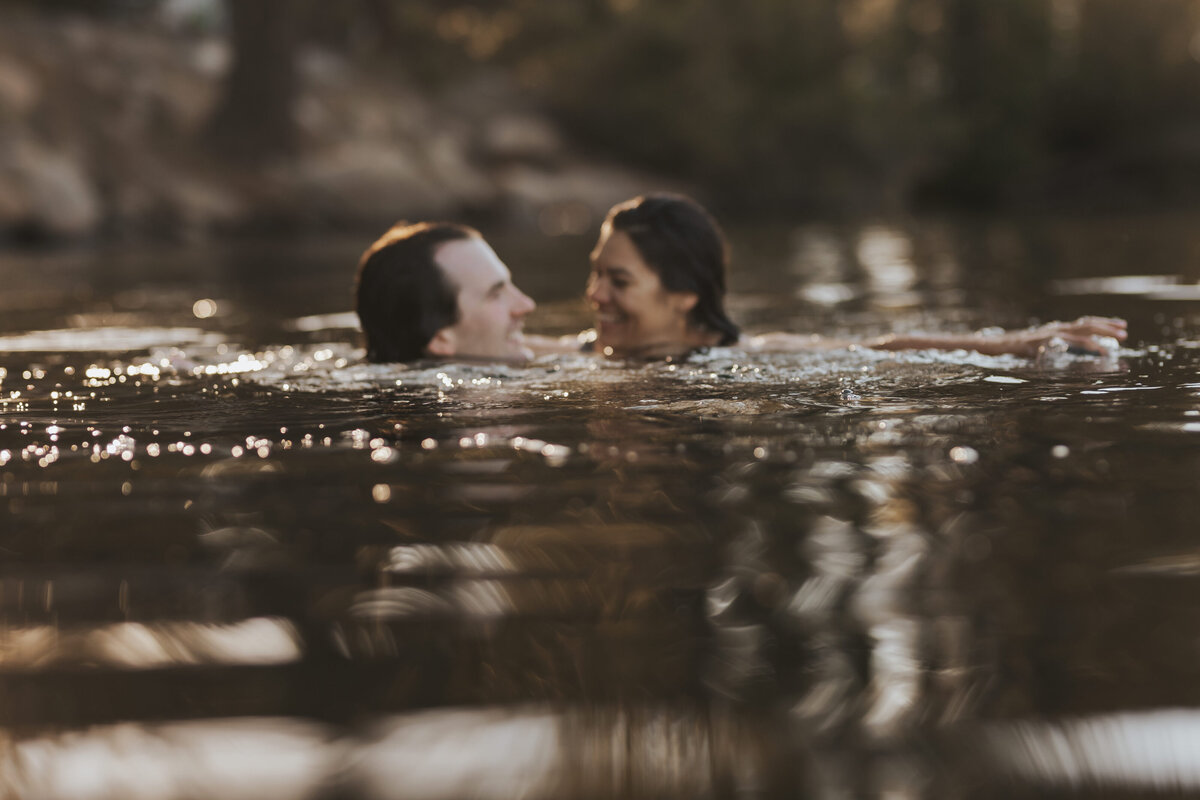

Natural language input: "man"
[355,222,538,363]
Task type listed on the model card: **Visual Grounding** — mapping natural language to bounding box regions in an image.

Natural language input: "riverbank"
[0,7,674,244]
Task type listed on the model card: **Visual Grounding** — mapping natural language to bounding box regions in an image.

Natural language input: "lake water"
[1,213,1199,799]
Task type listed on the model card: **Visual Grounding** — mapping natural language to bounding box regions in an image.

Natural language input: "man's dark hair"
[354,222,476,362]
[607,194,740,346]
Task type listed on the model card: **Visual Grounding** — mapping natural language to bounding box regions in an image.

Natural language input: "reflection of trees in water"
[358,412,1009,794]
[693,426,1125,795]
[334,407,728,708]
[702,454,943,795]
[923,428,1200,720]
[16,393,1194,796]
[280,395,1200,794]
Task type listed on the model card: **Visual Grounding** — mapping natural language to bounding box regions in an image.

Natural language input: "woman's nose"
[587,279,608,305]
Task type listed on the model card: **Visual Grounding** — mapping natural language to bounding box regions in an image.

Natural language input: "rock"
[60,15,100,54]
[0,7,682,242]
[0,54,39,116]
[166,174,248,237]
[479,113,564,165]
[284,141,465,224]
[189,38,229,78]
[108,163,248,240]
[492,161,681,232]
[423,131,498,209]
[0,169,28,223]
[0,138,100,238]
[298,47,351,88]
[158,0,226,34]
[441,70,532,122]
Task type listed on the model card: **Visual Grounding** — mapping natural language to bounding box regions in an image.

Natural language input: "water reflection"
[1052,274,1180,296]
[0,618,300,669]
[0,707,776,800]
[987,710,1200,791]
[857,226,921,309]
[0,327,222,353]
[1,217,1199,798]
[1,717,334,800]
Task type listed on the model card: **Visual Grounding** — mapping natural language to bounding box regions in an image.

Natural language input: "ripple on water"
[238,343,1071,411]
[1,320,1199,799]
[0,327,226,353]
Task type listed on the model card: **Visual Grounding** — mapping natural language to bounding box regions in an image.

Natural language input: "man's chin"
[508,333,533,361]
[498,344,534,362]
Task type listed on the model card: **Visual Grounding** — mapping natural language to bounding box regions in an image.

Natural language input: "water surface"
[1,215,1199,798]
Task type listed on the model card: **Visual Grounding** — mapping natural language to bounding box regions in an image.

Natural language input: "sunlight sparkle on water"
[192,298,218,319]
[370,447,396,463]
[949,446,979,464]
[2,212,1199,800]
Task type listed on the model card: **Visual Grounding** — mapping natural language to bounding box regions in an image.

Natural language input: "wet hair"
[605,194,740,346]
[354,222,476,362]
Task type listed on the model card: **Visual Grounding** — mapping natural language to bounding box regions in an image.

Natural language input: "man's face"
[427,238,536,361]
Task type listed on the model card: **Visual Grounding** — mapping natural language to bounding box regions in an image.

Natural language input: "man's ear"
[671,291,699,314]
[426,327,457,357]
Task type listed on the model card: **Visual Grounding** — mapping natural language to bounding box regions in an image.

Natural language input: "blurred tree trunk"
[931,0,1053,206]
[205,0,303,162]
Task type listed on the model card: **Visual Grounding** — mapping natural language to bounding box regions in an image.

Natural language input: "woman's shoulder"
[738,332,841,352]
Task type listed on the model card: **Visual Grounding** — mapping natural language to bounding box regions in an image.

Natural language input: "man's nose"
[513,289,535,316]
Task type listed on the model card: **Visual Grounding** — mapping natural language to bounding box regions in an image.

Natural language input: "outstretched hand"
[987,316,1128,358]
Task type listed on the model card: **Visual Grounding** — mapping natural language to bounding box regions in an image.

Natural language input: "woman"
[536,193,1127,359]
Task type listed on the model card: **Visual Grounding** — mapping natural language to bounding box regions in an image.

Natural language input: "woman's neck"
[604,327,722,360]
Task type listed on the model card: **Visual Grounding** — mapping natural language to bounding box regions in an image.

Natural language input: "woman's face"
[586,224,697,357]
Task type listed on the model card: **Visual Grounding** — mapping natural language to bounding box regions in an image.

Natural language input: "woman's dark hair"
[355,222,475,362]
[606,194,740,346]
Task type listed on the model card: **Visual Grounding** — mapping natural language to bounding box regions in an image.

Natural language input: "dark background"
[3,0,1200,244]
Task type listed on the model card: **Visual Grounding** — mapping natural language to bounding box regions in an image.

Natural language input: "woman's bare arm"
[868,316,1127,357]
[743,316,1128,357]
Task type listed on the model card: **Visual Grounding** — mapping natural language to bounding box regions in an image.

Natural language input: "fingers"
[1057,333,1104,356]
[1069,316,1128,339]
[1048,317,1127,340]
[1072,315,1127,329]
[1051,331,1125,357]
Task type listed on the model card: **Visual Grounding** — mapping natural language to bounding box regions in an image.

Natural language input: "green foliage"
[411,0,1200,215]
[42,0,1200,215]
